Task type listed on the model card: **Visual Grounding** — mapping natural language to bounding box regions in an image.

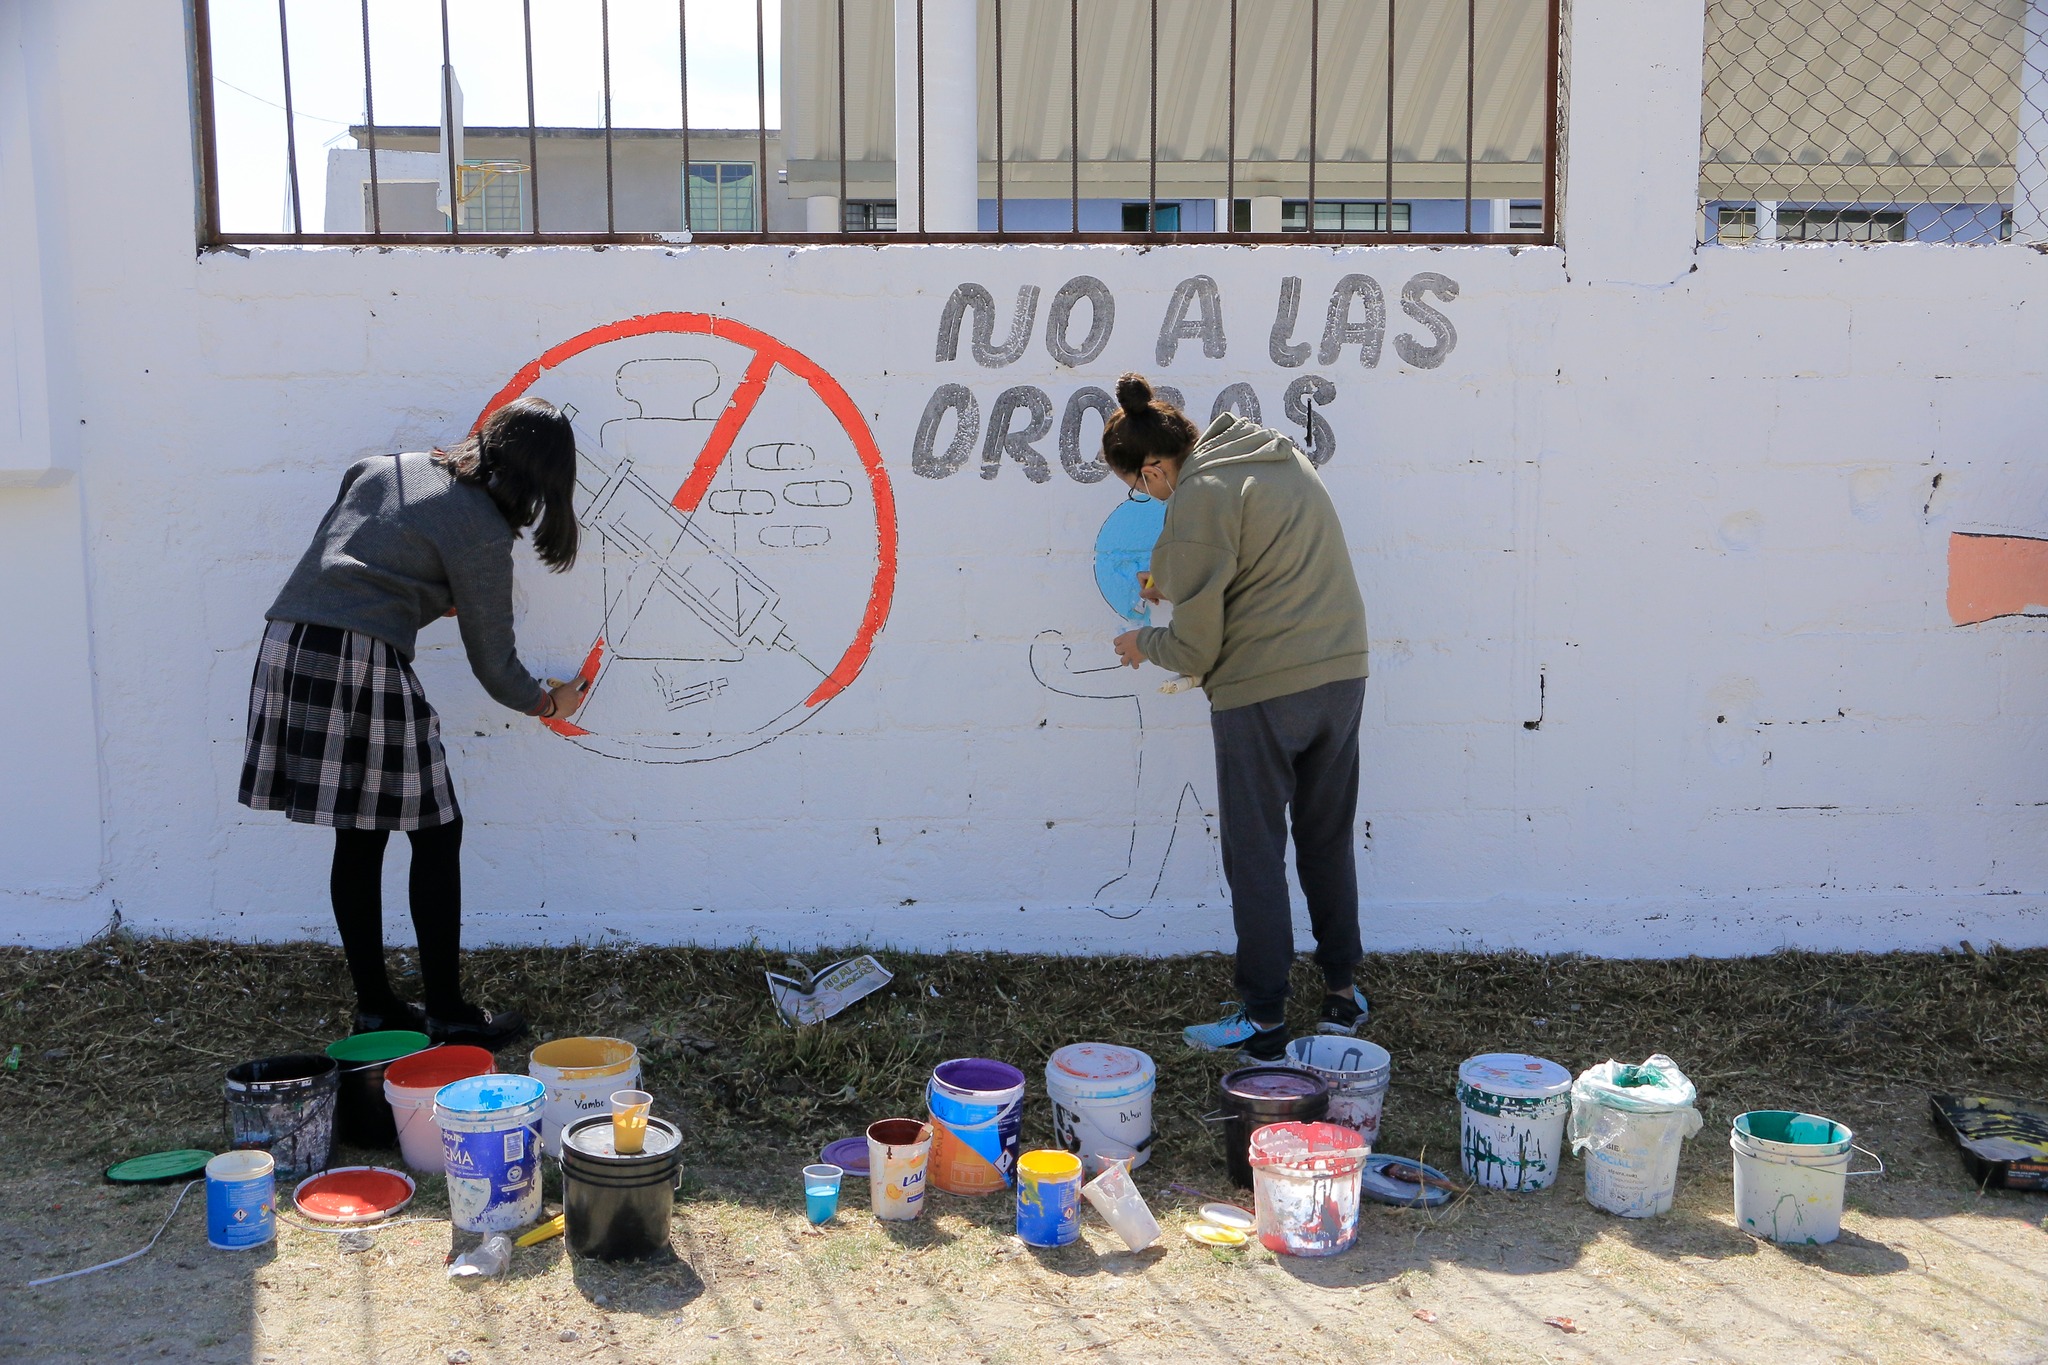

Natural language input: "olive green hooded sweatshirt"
[1134,413,1367,711]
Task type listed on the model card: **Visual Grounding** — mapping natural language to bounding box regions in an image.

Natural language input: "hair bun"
[1114,372,1155,416]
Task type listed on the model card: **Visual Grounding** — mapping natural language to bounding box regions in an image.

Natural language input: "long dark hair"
[1100,372,1200,476]
[436,396,580,571]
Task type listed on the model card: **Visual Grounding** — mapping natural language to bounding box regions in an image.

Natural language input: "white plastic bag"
[1568,1054,1704,1156]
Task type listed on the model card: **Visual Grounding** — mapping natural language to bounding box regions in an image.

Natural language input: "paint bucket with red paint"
[383,1045,495,1173]
[1249,1121,1368,1257]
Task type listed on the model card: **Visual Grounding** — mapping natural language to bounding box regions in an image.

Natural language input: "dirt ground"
[2,941,2045,1363]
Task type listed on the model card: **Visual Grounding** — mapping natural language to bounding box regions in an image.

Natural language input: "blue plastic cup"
[804,1163,844,1224]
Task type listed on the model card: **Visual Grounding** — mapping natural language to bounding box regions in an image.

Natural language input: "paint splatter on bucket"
[223,1054,339,1180]
[1730,1111,1882,1245]
[435,1073,546,1234]
[1248,1122,1367,1257]
[1014,1149,1084,1248]
[1457,1053,1572,1192]
[1284,1036,1391,1146]
[926,1058,1025,1195]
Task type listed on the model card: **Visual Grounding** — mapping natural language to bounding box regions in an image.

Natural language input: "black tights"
[330,819,466,1017]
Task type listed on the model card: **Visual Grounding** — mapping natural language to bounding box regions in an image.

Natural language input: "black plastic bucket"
[560,1114,683,1260]
[224,1053,340,1179]
[324,1031,431,1149]
[1207,1066,1331,1188]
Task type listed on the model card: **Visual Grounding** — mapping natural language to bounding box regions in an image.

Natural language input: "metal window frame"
[189,0,1564,250]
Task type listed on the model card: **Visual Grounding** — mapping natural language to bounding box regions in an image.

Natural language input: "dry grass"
[2,935,2043,1185]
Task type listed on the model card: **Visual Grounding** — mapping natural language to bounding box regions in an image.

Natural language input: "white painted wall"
[5,0,2047,957]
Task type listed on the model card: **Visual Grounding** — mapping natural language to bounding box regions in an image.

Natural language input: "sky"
[207,0,782,233]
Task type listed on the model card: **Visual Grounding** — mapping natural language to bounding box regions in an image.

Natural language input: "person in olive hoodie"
[1103,374,1370,1062]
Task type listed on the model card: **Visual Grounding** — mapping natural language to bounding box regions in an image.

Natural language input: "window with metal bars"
[191,0,1561,246]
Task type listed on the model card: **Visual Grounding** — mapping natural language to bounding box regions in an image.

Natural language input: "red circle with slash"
[475,311,897,747]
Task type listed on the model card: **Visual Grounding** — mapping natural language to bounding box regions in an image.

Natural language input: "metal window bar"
[193,0,1561,249]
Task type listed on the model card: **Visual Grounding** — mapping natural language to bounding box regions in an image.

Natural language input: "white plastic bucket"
[1582,1108,1693,1217]
[1284,1037,1391,1146]
[1248,1121,1368,1257]
[1731,1112,1882,1245]
[435,1074,546,1234]
[1457,1053,1573,1192]
[528,1037,641,1158]
[382,1045,495,1174]
[1045,1043,1156,1173]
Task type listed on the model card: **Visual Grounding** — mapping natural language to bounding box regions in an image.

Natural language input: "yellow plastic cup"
[610,1089,652,1154]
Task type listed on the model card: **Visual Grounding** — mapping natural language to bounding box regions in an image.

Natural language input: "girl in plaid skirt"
[240,397,588,1046]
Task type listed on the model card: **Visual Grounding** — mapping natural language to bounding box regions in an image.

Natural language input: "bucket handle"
[1199,1110,1230,1126]
[336,1041,446,1077]
[1846,1145,1884,1178]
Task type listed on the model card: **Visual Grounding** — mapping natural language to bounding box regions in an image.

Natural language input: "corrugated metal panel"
[781,0,1551,198]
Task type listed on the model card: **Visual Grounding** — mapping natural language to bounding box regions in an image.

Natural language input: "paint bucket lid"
[1047,1043,1153,1085]
[104,1149,214,1185]
[1198,1202,1255,1231]
[1220,1066,1324,1101]
[326,1031,432,1066]
[1457,1053,1572,1100]
[292,1166,416,1224]
[434,1072,546,1115]
[820,1136,871,1175]
[384,1045,495,1092]
[1185,1223,1248,1247]
[563,1114,682,1161]
[1360,1154,1453,1208]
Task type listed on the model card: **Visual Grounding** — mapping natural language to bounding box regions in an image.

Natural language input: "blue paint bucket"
[434,1073,546,1234]
[1015,1149,1084,1248]
[205,1149,276,1251]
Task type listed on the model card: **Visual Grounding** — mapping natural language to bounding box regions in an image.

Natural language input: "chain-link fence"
[1700,0,2043,245]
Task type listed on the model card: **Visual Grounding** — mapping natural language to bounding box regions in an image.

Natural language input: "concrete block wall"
[1,0,2044,956]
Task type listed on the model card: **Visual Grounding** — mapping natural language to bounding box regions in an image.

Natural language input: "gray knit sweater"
[267,452,548,713]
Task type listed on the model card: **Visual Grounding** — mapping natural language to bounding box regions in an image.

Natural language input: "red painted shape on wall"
[479,310,897,726]
[540,636,607,738]
[1948,532,2048,626]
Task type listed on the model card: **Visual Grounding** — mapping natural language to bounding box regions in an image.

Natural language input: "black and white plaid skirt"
[239,620,460,831]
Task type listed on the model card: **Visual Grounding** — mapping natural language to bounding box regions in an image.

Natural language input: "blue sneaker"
[1317,987,1370,1036]
[1184,1005,1288,1062]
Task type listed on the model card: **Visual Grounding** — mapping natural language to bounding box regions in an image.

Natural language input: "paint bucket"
[223,1053,340,1180]
[434,1073,546,1234]
[1731,1111,1883,1245]
[383,1045,495,1174]
[1045,1043,1157,1173]
[1080,1158,1161,1252]
[1015,1149,1085,1248]
[866,1118,932,1221]
[1457,1053,1573,1192]
[1206,1066,1331,1188]
[528,1037,642,1158]
[560,1113,683,1260]
[205,1149,276,1251]
[926,1058,1026,1195]
[1568,1055,1703,1218]
[1248,1121,1369,1257]
[1283,1037,1391,1146]
[324,1030,430,1150]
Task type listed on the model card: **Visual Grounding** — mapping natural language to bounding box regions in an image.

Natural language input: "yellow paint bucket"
[528,1037,641,1157]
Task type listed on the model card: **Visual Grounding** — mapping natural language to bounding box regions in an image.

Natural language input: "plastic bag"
[1568,1054,1703,1156]
[447,1233,511,1279]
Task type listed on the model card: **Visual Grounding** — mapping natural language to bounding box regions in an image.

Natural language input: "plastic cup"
[1081,1157,1162,1252]
[610,1089,652,1155]
[804,1163,844,1224]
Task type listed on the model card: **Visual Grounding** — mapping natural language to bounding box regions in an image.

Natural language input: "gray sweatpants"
[1209,675,1366,1023]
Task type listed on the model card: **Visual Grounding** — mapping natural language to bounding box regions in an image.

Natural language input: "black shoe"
[425,1005,529,1049]
[1317,987,1370,1036]
[1239,1023,1290,1064]
[352,1000,428,1035]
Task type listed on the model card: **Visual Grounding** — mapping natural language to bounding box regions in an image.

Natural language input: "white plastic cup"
[1080,1159,1161,1252]
[610,1089,652,1155]
[866,1118,932,1221]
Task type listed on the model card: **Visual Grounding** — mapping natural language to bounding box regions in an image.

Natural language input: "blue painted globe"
[1094,495,1169,626]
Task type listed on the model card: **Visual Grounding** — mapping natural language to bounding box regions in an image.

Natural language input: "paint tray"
[1929,1093,2048,1192]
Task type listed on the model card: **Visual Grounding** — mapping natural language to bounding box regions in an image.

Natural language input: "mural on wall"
[1949,531,2048,625]
[1030,494,1222,918]
[477,314,897,762]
